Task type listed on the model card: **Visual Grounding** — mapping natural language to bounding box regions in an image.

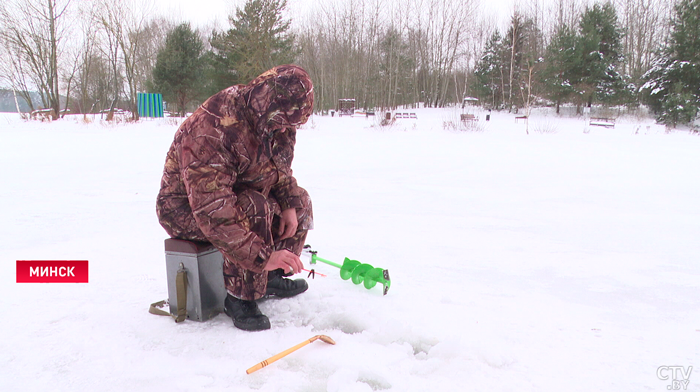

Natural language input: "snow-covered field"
[1,107,698,391]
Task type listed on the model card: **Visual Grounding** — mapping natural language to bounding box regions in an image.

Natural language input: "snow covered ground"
[0,107,698,391]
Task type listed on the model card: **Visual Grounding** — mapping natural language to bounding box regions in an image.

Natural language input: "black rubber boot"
[266,269,309,298]
[224,295,271,331]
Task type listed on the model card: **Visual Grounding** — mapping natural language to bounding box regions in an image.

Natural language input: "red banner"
[16,260,89,283]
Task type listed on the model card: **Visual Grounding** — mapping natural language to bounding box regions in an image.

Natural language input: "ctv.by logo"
[657,366,692,390]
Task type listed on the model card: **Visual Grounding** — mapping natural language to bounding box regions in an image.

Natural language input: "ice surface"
[0,108,698,391]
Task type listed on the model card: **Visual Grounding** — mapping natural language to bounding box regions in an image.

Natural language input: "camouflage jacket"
[156,65,314,273]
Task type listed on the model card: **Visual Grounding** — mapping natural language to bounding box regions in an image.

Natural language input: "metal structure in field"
[338,99,355,116]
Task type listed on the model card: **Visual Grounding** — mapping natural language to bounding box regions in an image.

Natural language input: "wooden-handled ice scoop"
[246,335,336,374]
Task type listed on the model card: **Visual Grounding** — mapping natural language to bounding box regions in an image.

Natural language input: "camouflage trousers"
[164,187,312,301]
[222,188,313,300]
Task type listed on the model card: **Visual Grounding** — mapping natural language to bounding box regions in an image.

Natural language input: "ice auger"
[302,245,391,295]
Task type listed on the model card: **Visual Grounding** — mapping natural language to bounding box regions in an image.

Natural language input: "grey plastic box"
[164,239,227,322]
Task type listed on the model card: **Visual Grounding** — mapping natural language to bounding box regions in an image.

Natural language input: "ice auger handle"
[303,246,391,295]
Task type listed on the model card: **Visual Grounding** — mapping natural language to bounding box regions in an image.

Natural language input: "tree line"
[0,0,698,126]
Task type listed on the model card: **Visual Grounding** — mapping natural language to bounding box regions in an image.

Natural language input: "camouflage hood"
[204,65,314,136]
[243,64,314,132]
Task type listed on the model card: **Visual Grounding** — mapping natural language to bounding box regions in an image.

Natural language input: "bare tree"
[0,0,72,119]
[296,0,479,111]
[0,40,37,112]
[410,0,476,107]
[60,46,80,117]
[296,0,384,111]
[136,17,171,91]
[95,0,155,120]
[553,0,586,30]
[71,1,99,115]
[616,0,674,84]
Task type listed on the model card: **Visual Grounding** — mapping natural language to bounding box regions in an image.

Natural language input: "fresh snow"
[1,107,699,391]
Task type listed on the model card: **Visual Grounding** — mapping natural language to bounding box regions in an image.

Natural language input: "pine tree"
[641,0,700,126]
[473,30,506,109]
[151,23,205,116]
[541,25,579,114]
[473,14,540,112]
[503,14,539,111]
[209,0,297,92]
[577,2,626,107]
[537,2,627,112]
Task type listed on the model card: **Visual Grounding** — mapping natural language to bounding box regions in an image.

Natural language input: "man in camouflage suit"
[156,65,314,331]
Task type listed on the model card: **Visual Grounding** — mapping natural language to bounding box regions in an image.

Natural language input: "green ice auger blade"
[340,258,361,280]
[308,250,391,295]
[342,258,391,295]
[351,263,374,285]
[366,268,391,295]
